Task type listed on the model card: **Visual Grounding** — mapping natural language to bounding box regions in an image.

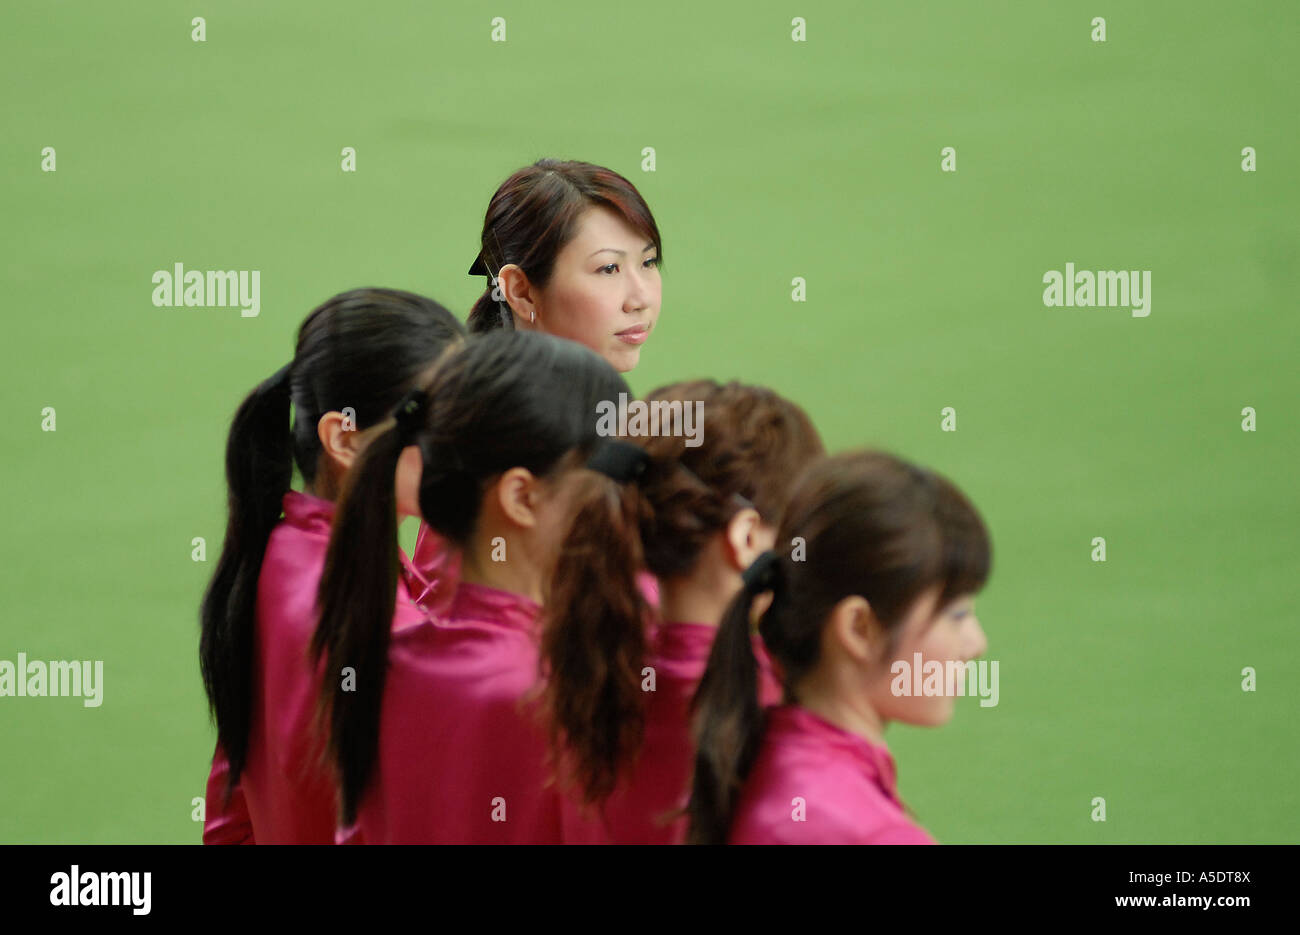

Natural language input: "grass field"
[1,1,1296,843]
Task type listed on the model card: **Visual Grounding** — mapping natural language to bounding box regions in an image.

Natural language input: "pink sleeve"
[410,522,461,616]
[202,744,255,845]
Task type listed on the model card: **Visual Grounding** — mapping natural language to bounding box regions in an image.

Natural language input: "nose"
[966,617,988,660]
[624,264,654,314]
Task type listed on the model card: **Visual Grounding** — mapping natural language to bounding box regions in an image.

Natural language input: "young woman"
[411,158,664,615]
[567,380,826,843]
[313,329,646,843]
[687,451,992,845]
[466,158,663,373]
[198,288,464,844]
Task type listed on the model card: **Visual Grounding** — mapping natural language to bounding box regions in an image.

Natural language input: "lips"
[616,323,650,345]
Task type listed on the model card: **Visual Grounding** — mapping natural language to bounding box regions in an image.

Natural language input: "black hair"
[312,329,632,825]
[198,288,464,801]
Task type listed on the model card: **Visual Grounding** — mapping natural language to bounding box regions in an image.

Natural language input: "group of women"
[198,158,993,845]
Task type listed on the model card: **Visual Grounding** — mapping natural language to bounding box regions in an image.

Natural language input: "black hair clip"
[741,550,782,592]
[392,388,428,445]
[586,439,650,484]
[470,227,507,277]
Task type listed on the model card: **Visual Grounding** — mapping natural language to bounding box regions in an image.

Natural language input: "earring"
[530,310,536,323]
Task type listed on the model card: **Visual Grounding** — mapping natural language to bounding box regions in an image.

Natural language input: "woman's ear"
[827,596,888,665]
[493,466,540,529]
[723,510,777,572]
[497,264,540,327]
[316,411,364,472]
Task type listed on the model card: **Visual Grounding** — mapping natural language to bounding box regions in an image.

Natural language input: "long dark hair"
[312,329,631,826]
[686,450,993,845]
[467,159,663,332]
[198,288,464,800]
[540,380,825,805]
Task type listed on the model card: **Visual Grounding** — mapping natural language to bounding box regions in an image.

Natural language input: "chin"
[903,703,954,728]
[610,345,641,373]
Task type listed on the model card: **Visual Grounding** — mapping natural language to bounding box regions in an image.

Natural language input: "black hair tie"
[392,388,428,446]
[586,439,650,484]
[742,550,782,592]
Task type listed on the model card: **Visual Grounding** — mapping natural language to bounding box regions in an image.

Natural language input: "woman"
[313,330,645,842]
[413,157,665,614]
[545,379,826,842]
[466,158,663,373]
[199,288,464,843]
[688,450,993,844]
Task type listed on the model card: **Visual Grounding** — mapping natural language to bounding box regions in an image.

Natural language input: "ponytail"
[199,288,463,813]
[198,364,293,798]
[467,286,513,333]
[311,412,410,827]
[685,551,779,845]
[540,442,651,805]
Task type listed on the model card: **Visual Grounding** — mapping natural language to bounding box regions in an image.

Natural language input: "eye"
[599,263,619,274]
[643,255,660,268]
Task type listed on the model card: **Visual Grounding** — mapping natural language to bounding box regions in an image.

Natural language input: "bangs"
[936,501,992,608]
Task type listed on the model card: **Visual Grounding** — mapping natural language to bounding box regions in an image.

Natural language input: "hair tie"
[742,550,782,592]
[392,388,428,445]
[586,439,649,484]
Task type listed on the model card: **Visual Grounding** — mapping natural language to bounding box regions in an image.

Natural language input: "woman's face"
[868,589,988,727]
[527,205,661,373]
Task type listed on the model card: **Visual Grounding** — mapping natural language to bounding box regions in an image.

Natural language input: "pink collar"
[281,490,335,530]
[447,581,540,633]
[768,704,904,805]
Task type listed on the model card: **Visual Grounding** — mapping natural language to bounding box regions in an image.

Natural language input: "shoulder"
[730,727,929,845]
[386,617,541,706]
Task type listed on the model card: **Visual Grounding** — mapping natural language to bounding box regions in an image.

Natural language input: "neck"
[459,533,544,605]
[303,469,339,503]
[793,670,887,747]
[657,581,733,627]
[656,549,745,627]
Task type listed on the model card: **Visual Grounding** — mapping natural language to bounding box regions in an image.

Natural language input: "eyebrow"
[587,242,656,259]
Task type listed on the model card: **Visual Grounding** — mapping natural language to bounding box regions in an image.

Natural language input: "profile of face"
[498,205,661,373]
[867,588,987,727]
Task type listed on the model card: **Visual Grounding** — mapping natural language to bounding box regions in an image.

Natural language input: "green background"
[2,1,1296,843]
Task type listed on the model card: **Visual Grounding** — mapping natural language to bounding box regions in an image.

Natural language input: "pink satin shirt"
[202,491,429,844]
[727,704,937,844]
